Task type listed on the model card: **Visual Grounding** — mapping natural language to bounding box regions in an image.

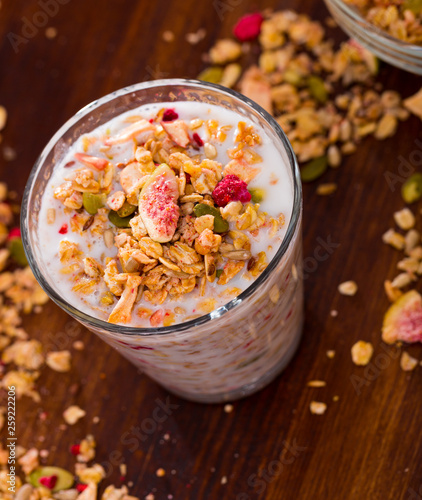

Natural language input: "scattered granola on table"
[200,9,422,182]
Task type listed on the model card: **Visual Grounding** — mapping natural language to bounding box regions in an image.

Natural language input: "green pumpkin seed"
[402,0,422,14]
[402,173,422,204]
[9,237,28,266]
[83,192,107,215]
[248,187,266,203]
[216,269,224,278]
[283,69,303,86]
[307,76,328,104]
[193,203,229,233]
[28,466,74,492]
[197,67,224,84]
[300,156,328,182]
[108,210,135,228]
[117,201,137,218]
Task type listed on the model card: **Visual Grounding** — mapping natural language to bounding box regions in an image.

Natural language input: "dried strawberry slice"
[212,174,252,207]
[39,475,58,490]
[233,13,263,42]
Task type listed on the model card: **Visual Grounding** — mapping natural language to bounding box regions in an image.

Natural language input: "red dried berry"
[70,444,80,455]
[58,224,68,234]
[39,475,58,490]
[192,133,204,147]
[7,227,21,240]
[212,174,252,207]
[77,484,88,493]
[162,109,178,122]
[233,12,263,41]
[185,173,191,184]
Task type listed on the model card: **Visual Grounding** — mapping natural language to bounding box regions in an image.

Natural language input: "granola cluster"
[344,0,422,45]
[51,111,285,326]
[198,9,422,184]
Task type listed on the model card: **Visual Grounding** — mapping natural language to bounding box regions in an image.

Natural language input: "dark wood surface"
[1,1,422,499]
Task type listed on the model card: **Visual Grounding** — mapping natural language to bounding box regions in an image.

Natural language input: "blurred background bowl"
[324,0,422,74]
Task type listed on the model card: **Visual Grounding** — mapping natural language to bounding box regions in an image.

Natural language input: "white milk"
[39,101,294,326]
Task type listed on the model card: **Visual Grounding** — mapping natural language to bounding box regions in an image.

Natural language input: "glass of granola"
[324,0,422,74]
[22,79,303,403]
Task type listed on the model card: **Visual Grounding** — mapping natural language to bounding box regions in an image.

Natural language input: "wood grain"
[1,0,422,499]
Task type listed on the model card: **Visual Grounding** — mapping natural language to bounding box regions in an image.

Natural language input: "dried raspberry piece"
[192,133,204,147]
[39,475,58,489]
[70,444,80,455]
[59,224,68,234]
[162,109,178,122]
[77,484,88,493]
[7,227,21,240]
[185,173,191,184]
[212,174,252,207]
[233,13,263,42]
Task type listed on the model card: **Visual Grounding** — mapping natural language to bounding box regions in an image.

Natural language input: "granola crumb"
[307,380,326,387]
[3,145,16,161]
[63,405,86,425]
[156,468,166,477]
[330,310,338,317]
[394,208,415,231]
[73,340,85,350]
[221,475,228,485]
[333,395,339,402]
[400,351,418,372]
[310,401,327,415]
[326,350,335,359]
[45,26,58,39]
[185,28,206,45]
[92,416,100,424]
[163,433,170,441]
[224,404,234,413]
[351,340,374,366]
[316,183,337,196]
[338,280,358,296]
[145,494,155,500]
[162,30,175,42]
[0,106,7,131]
[46,350,71,372]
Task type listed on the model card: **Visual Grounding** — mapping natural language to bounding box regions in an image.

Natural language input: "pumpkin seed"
[117,201,137,218]
[248,187,266,203]
[402,173,422,204]
[193,203,229,233]
[9,237,28,266]
[197,67,223,84]
[108,210,135,228]
[300,156,328,182]
[82,192,107,215]
[216,269,224,278]
[308,76,328,104]
[28,466,74,492]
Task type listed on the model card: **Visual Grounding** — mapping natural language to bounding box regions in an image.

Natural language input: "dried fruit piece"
[28,466,74,492]
[162,108,178,122]
[300,156,328,182]
[382,290,422,344]
[82,192,107,215]
[212,174,252,207]
[197,67,223,84]
[138,164,180,243]
[108,210,135,228]
[74,153,108,171]
[162,120,190,148]
[402,173,422,204]
[193,203,229,233]
[233,12,263,41]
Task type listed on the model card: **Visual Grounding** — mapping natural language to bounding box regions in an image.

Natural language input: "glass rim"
[21,78,302,336]
[327,0,422,54]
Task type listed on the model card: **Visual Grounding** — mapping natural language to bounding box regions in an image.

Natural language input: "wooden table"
[1,0,422,499]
